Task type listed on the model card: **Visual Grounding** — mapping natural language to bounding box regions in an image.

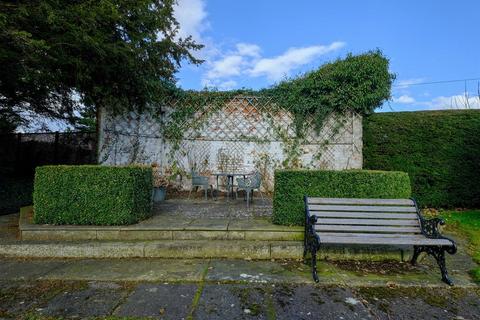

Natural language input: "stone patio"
[153,196,272,219]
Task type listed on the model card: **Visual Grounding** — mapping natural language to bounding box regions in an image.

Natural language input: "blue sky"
[174,0,480,112]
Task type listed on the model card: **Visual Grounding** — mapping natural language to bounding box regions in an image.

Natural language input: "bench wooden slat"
[319,232,425,238]
[309,205,416,213]
[319,236,452,246]
[310,211,419,220]
[315,225,421,233]
[308,198,414,206]
[316,218,419,226]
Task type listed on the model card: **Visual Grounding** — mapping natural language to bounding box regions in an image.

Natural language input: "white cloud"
[218,80,237,90]
[395,78,425,89]
[201,41,345,88]
[174,0,208,42]
[393,95,416,104]
[206,55,245,79]
[235,43,261,57]
[248,42,346,81]
[426,94,480,109]
[390,92,480,111]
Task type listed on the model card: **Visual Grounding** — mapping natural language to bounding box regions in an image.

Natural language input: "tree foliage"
[0,0,202,128]
[265,50,395,133]
[162,50,395,141]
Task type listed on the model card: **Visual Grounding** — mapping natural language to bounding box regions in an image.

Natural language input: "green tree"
[0,0,202,129]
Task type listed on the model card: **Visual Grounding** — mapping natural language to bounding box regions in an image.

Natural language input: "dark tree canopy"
[0,0,202,130]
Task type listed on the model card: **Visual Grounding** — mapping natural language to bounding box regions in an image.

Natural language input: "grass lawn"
[441,210,480,282]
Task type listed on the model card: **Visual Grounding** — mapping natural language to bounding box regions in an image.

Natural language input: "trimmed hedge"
[33,165,152,225]
[364,110,480,208]
[272,169,411,225]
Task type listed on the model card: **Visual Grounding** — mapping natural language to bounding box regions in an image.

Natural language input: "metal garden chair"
[235,171,264,207]
[189,171,212,200]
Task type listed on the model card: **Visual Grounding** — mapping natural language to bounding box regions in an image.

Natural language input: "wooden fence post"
[15,133,22,174]
[53,131,59,164]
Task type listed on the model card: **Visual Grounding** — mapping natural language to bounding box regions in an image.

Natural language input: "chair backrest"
[191,171,208,185]
[251,171,262,188]
[305,197,422,235]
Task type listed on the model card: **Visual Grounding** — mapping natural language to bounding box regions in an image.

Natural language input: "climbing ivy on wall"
[104,50,394,169]
[161,49,394,142]
[265,49,395,135]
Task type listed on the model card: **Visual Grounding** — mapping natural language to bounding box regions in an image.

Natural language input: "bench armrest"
[421,217,445,238]
[412,198,456,252]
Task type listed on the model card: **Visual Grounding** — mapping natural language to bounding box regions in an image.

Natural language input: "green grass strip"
[442,210,480,282]
[186,261,210,320]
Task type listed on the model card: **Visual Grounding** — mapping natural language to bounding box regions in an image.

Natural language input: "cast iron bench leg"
[311,245,319,283]
[411,245,454,285]
[303,238,307,263]
[411,245,422,265]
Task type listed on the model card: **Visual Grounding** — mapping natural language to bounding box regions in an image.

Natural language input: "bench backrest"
[305,197,422,235]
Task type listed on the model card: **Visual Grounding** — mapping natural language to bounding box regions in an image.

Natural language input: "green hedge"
[33,165,152,225]
[272,170,411,225]
[364,110,480,208]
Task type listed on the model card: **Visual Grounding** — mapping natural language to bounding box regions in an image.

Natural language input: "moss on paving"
[22,315,150,320]
[0,280,88,319]
[441,210,480,282]
[356,286,477,315]
[186,262,210,320]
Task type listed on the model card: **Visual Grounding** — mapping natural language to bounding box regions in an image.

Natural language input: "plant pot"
[153,186,167,202]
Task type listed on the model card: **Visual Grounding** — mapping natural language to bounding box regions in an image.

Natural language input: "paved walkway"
[2,210,480,319]
[0,258,479,319]
[153,197,272,219]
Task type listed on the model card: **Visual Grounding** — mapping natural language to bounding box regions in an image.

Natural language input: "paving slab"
[273,285,372,320]
[206,260,311,284]
[228,218,302,232]
[0,280,88,317]
[173,230,245,240]
[184,218,230,230]
[194,284,272,319]
[134,215,194,229]
[37,281,127,318]
[40,259,208,282]
[114,283,196,319]
[355,286,480,320]
[144,240,271,259]
[152,198,272,219]
[0,259,68,280]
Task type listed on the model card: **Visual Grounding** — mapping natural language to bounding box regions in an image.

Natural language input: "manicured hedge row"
[33,165,152,225]
[272,169,411,225]
[363,110,480,208]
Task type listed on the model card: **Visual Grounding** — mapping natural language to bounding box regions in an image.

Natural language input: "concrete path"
[0,258,479,319]
[0,255,477,287]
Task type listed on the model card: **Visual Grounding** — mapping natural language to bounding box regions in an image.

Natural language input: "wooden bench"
[304,197,457,285]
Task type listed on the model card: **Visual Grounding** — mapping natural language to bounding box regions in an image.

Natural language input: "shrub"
[33,165,152,225]
[272,169,411,226]
[363,110,480,208]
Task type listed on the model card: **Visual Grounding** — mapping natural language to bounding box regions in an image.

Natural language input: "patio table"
[213,172,247,200]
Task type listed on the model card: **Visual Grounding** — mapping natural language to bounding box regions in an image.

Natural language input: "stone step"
[20,228,304,242]
[19,207,303,242]
[0,240,410,261]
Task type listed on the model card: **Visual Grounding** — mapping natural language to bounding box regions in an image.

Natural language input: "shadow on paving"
[0,280,479,319]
